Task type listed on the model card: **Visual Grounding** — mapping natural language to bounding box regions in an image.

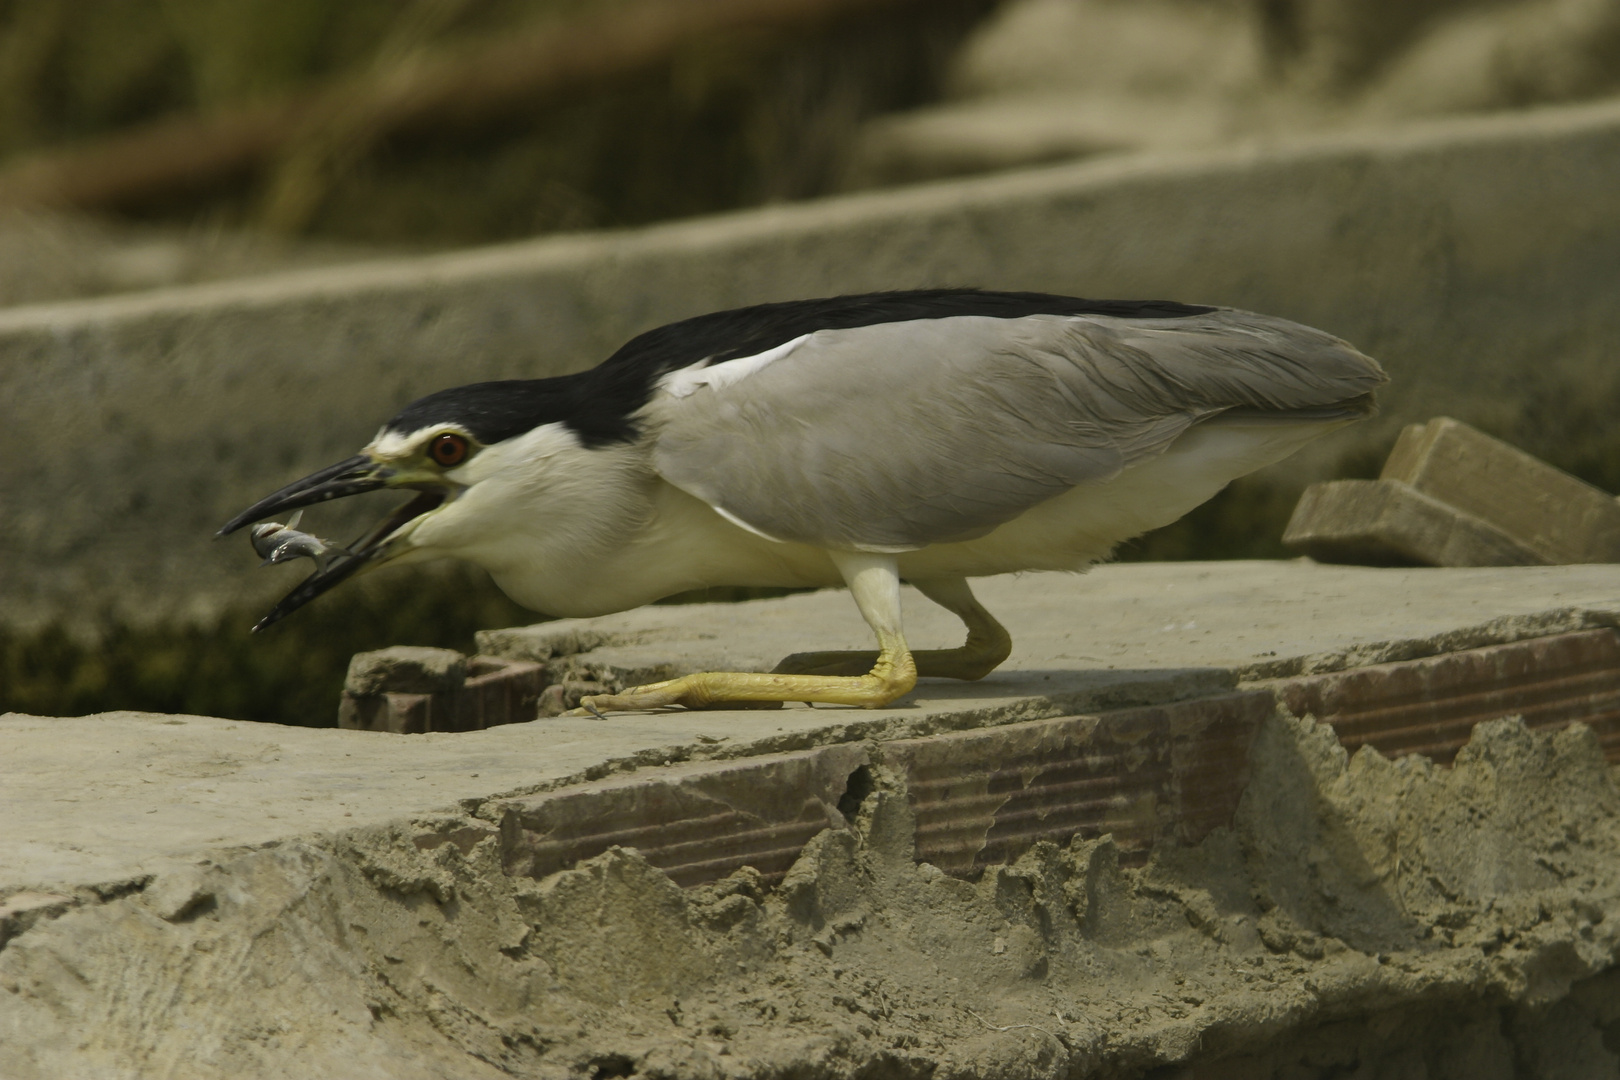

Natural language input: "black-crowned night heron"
[220,289,1384,713]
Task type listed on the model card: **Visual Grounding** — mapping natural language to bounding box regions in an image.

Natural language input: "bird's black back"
[384,288,1216,447]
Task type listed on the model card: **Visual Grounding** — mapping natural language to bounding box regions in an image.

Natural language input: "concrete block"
[338,652,545,732]
[10,621,1620,1078]
[1282,478,1544,566]
[1381,416,1620,563]
[344,645,468,695]
[1284,417,1620,566]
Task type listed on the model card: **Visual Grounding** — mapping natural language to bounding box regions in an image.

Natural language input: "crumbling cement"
[4,712,1618,1079]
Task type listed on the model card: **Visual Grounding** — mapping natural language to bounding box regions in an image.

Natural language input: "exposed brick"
[495,743,868,888]
[882,692,1274,873]
[344,646,467,696]
[338,655,545,732]
[1273,628,1620,766]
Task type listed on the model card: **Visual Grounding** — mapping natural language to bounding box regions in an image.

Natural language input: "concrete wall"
[5,98,1620,628]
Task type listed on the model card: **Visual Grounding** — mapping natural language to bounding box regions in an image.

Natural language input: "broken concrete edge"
[0,876,151,953]
[248,603,1620,825]
[1283,478,1549,567]
[1284,415,1620,567]
[443,625,1620,885]
[436,667,1240,812]
[5,605,1617,911]
[1234,605,1620,680]
[5,716,1620,1079]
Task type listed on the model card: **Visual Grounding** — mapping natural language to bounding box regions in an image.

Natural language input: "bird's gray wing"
[645,310,1384,551]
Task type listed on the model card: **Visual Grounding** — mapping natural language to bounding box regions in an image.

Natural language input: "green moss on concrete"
[0,565,532,727]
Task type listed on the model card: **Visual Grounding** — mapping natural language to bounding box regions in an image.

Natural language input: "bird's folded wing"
[645,310,1384,552]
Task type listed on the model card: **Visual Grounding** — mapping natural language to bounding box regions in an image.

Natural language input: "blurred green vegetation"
[0,565,533,725]
[0,0,994,245]
[0,0,613,149]
[0,561,813,726]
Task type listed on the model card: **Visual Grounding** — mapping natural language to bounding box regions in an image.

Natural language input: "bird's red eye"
[429,433,469,467]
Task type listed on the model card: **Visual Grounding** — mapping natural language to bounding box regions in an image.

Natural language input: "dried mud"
[4,712,1620,1079]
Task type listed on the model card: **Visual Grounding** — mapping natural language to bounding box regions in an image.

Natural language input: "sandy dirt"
[4,708,1618,1078]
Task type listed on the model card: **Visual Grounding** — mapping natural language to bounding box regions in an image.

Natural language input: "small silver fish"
[249,510,350,575]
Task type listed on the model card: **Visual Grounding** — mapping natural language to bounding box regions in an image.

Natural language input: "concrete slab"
[482,558,1620,681]
[1381,416,1620,563]
[1283,478,1544,566]
[9,561,1620,1079]
[1285,417,1620,566]
[6,561,1618,896]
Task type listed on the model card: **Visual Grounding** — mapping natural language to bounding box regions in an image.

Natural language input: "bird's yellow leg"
[575,551,919,714]
[772,577,1011,681]
[576,630,916,712]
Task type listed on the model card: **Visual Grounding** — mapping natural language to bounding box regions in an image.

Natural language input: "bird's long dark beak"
[218,455,445,632]
[247,543,381,633]
[216,455,387,537]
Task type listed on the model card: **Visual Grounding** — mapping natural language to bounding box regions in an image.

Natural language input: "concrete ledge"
[491,628,1620,890]
[6,561,1619,891]
[1285,416,1620,566]
[9,99,1620,626]
[1283,478,1543,566]
[6,562,1620,1077]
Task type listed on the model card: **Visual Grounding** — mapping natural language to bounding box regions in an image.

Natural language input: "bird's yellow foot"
[573,648,918,714]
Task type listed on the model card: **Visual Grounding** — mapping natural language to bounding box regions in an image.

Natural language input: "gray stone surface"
[1285,416,1620,566]
[1381,416,1620,563]
[6,100,1620,629]
[1283,478,1545,566]
[0,208,390,310]
[344,645,468,695]
[6,560,1620,895]
[7,561,1620,1079]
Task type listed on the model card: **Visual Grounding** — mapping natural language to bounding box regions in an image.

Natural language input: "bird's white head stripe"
[657,333,813,400]
[368,424,471,460]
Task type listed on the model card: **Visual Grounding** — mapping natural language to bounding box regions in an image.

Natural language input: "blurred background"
[4,0,1620,723]
[5,0,1620,298]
